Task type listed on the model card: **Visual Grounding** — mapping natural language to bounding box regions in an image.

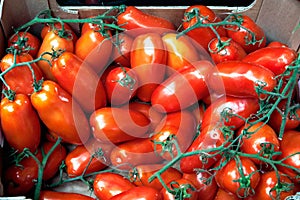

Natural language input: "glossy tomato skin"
[277,130,300,182]
[110,138,163,170]
[130,164,182,190]
[209,61,276,99]
[131,33,167,102]
[39,191,95,200]
[242,47,297,76]
[110,186,161,200]
[246,171,294,200]
[51,51,107,113]
[93,172,135,200]
[90,107,150,144]
[237,122,280,165]
[117,6,175,36]
[183,172,218,200]
[226,15,266,53]
[75,29,112,73]
[0,53,43,95]
[209,37,247,64]
[37,31,74,81]
[1,94,41,152]
[182,5,227,52]
[30,80,91,145]
[152,60,213,113]
[8,31,41,57]
[105,66,139,105]
[214,157,260,198]
[112,33,133,67]
[214,188,239,200]
[65,139,113,177]
[267,41,288,48]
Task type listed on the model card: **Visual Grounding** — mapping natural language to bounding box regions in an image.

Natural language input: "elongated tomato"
[30,80,90,145]
[39,191,95,200]
[110,186,161,200]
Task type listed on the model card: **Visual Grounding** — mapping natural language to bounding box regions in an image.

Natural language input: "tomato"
[214,157,260,198]
[51,51,107,113]
[179,124,227,174]
[1,93,41,152]
[151,111,197,160]
[93,172,135,199]
[117,6,175,36]
[162,33,200,74]
[226,14,266,53]
[182,5,227,52]
[0,52,43,95]
[129,164,182,190]
[246,171,294,200]
[237,122,280,165]
[30,80,91,145]
[242,47,297,76]
[151,60,213,113]
[188,101,206,125]
[39,191,95,200]
[208,61,276,99]
[131,33,167,102]
[75,29,112,73]
[37,31,74,81]
[214,188,239,200]
[267,41,288,48]
[8,31,41,57]
[110,186,161,200]
[182,172,218,200]
[112,33,133,67]
[277,130,300,182]
[81,17,103,35]
[201,96,259,130]
[90,107,150,144]
[4,151,42,196]
[105,66,139,105]
[209,37,247,64]
[160,178,198,200]
[65,138,113,177]
[110,138,163,170]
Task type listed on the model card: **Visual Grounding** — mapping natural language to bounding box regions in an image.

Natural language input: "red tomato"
[214,157,260,198]
[37,31,74,81]
[209,37,247,64]
[39,191,95,200]
[162,33,200,74]
[93,172,135,199]
[182,5,227,52]
[42,141,67,181]
[226,15,266,53]
[65,138,113,177]
[75,29,112,73]
[1,93,41,152]
[246,171,294,200]
[183,172,218,200]
[267,41,288,48]
[30,80,91,145]
[237,122,280,165]
[105,66,139,105]
[129,164,182,190]
[0,52,43,95]
[242,47,297,76]
[51,51,107,113]
[160,178,198,200]
[8,31,41,57]
[117,6,175,36]
[112,33,133,67]
[110,186,161,200]
[214,188,239,200]
[151,60,213,113]
[208,61,276,99]
[4,151,42,196]
[188,101,206,125]
[90,107,150,144]
[131,33,167,102]
[201,96,259,130]
[277,130,300,182]
[110,138,163,170]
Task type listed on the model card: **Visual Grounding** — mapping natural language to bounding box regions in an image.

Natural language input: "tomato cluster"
[0,4,300,200]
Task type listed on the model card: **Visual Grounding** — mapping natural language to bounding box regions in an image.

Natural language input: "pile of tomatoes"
[0,4,300,200]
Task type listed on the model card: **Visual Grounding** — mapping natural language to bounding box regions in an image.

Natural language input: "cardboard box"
[0,0,299,198]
